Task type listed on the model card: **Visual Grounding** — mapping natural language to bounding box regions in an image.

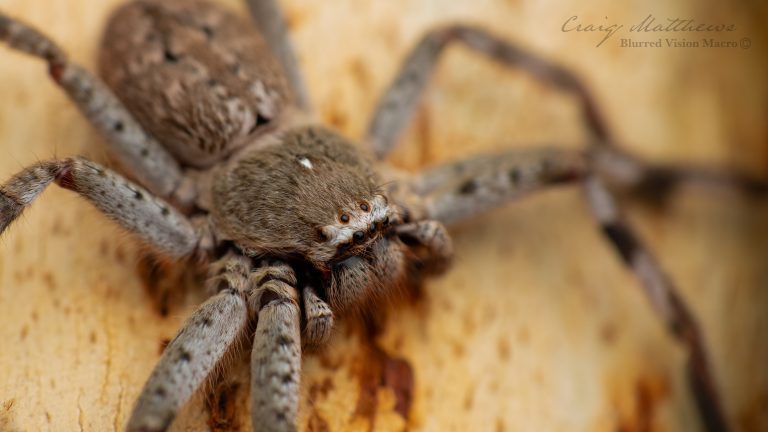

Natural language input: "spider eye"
[353,231,365,243]
[316,228,328,242]
[360,202,370,212]
[340,213,350,223]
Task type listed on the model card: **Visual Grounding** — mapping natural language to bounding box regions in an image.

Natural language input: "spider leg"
[0,13,185,200]
[248,261,302,432]
[302,285,334,347]
[403,143,766,224]
[594,146,768,201]
[584,176,728,432]
[396,220,453,275]
[127,254,252,432]
[0,158,200,257]
[245,0,311,111]
[366,25,610,159]
[402,148,731,431]
[406,147,587,224]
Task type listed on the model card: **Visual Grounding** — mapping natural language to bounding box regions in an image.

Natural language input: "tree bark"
[0,0,766,431]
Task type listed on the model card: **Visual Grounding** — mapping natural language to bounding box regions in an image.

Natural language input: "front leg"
[248,262,302,432]
[366,25,610,159]
[592,145,768,202]
[127,254,252,432]
[403,148,731,431]
[412,147,587,225]
[584,176,728,432]
[0,158,200,257]
[302,285,334,347]
[396,220,453,275]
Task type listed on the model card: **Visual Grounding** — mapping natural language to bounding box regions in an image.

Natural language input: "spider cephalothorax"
[0,0,754,430]
[213,126,389,263]
[212,125,410,313]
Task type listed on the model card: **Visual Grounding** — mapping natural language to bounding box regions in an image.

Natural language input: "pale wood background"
[0,0,766,431]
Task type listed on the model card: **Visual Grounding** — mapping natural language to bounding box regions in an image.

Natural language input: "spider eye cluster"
[340,201,372,224]
[317,195,395,263]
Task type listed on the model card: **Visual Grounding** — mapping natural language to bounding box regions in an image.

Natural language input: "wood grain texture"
[0,0,766,431]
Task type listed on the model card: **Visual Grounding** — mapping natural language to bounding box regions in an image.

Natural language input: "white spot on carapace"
[299,157,313,169]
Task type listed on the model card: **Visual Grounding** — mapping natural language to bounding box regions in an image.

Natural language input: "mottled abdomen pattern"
[99,0,293,168]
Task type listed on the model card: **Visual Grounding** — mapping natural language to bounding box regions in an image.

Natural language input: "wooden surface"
[1,0,767,431]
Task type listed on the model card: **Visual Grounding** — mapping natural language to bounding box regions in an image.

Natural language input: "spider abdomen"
[99,0,294,168]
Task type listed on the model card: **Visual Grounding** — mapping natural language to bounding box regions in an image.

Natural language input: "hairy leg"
[404,147,731,431]
[0,13,185,199]
[248,261,302,432]
[367,23,767,197]
[407,147,587,224]
[396,220,453,275]
[0,158,200,257]
[127,254,252,432]
[245,0,311,110]
[302,285,334,347]
[366,25,610,159]
[584,176,728,432]
[593,146,768,202]
[405,143,766,224]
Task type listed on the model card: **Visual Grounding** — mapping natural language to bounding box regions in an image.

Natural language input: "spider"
[0,0,763,431]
